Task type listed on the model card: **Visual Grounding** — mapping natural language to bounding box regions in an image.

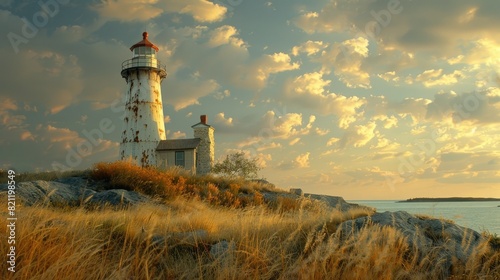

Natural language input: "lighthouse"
[120,32,167,167]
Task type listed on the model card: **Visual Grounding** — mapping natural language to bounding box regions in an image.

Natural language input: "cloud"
[94,0,227,22]
[0,97,25,128]
[319,37,371,88]
[277,152,310,169]
[213,89,231,100]
[292,40,328,56]
[207,25,244,47]
[314,127,329,136]
[377,71,400,83]
[425,88,500,124]
[161,0,227,22]
[214,112,234,127]
[20,131,35,141]
[171,131,187,139]
[370,133,400,151]
[294,0,500,56]
[92,0,164,22]
[428,152,500,184]
[0,48,83,114]
[289,138,301,146]
[250,53,300,87]
[284,71,366,128]
[372,115,398,129]
[294,1,354,34]
[255,153,272,168]
[365,95,431,124]
[415,69,466,87]
[234,110,315,151]
[263,111,305,139]
[167,78,220,111]
[326,137,339,147]
[337,122,377,149]
[292,0,500,96]
[294,152,310,168]
[0,0,12,7]
[0,121,119,171]
[162,26,299,91]
[256,142,282,152]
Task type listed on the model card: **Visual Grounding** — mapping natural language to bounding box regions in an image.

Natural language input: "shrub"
[212,152,261,179]
[89,161,269,209]
[90,161,185,199]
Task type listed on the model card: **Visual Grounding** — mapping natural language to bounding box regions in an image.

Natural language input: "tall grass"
[0,199,498,279]
[1,161,499,279]
[90,161,275,208]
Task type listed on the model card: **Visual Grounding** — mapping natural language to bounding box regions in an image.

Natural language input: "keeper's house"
[156,115,215,175]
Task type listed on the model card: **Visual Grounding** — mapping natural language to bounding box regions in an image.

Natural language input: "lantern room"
[121,32,166,79]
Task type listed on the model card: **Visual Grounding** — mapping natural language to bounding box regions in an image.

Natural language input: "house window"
[175,151,185,167]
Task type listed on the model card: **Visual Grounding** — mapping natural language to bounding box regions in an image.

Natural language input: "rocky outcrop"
[0,179,149,208]
[1,177,493,277]
[289,188,304,196]
[0,180,94,206]
[304,193,371,212]
[87,189,149,208]
[260,191,373,212]
[337,211,485,275]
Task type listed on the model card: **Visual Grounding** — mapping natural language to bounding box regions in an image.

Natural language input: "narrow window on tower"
[175,151,185,167]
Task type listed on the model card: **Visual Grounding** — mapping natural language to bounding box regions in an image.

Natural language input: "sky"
[0,0,499,200]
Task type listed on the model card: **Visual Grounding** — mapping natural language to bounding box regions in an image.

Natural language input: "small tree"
[212,152,261,179]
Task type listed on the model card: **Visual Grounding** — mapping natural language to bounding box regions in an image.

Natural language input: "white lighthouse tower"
[120,32,167,167]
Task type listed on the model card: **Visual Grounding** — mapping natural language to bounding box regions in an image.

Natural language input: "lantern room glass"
[133,46,156,57]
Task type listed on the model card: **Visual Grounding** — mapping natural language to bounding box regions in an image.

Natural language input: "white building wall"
[120,69,166,166]
[156,150,197,174]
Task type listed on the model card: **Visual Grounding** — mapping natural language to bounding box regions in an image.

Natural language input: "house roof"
[156,138,201,151]
[191,122,212,128]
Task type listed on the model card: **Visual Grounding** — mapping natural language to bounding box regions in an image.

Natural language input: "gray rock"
[148,230,209,249]
[290,188,303,196]
[0,180,151,209]
[54,176,88,187]
[261,191,299,202]
[210,240,235,259]
[0,180,95,206]
[87,189,149,208]
[337,211,485,275]
[305,193,372,212]
[55,176,98,190]
[165,230,209,245]
[260,191,371,212]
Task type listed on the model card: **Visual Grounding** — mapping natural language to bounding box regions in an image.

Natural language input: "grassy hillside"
[1,162,499,279]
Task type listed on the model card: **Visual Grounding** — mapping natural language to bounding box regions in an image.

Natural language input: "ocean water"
[348,200,500,235]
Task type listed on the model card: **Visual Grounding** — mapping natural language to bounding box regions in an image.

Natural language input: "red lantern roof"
[130,32,159,52]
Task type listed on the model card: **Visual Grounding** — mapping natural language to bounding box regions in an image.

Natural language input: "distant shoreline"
[398,197,500,203]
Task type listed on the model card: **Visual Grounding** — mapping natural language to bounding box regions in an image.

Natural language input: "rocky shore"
[1,176,497,278]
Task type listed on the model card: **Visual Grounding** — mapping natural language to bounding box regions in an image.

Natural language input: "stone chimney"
[200,115,207,125]
[192,115,215,175]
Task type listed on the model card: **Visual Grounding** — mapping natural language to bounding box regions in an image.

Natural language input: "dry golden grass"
[1,199,498,280]
[1,162,499,279]
[90,161,275,208]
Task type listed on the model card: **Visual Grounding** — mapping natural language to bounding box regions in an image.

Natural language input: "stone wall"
[193,126,214,175]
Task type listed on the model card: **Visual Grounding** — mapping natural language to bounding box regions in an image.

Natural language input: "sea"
[347,200,500,235]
